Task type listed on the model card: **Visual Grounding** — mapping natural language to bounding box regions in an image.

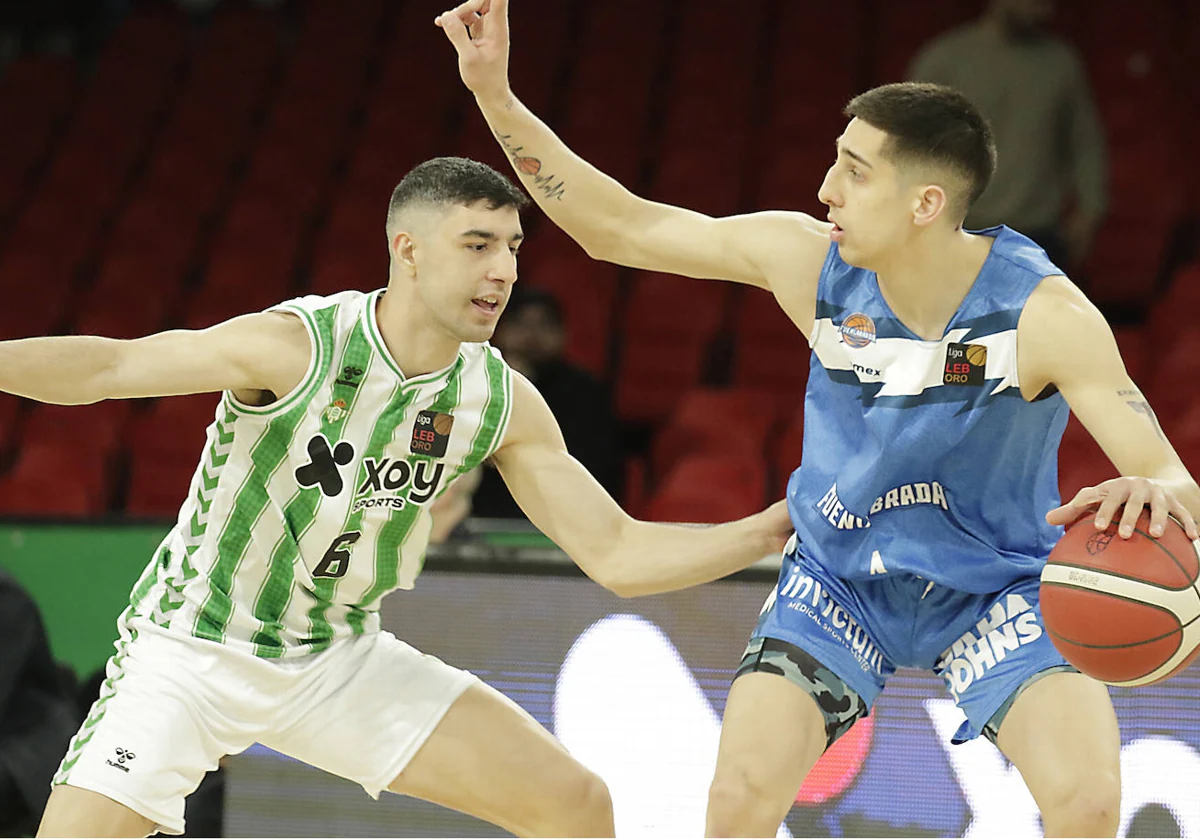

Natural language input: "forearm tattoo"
[1121,390,1167,442]
[495,132,566,200]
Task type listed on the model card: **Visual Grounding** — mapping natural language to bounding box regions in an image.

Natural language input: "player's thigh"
[41,627,257,836]
[389,679,609,832]
[262,631,479,800]
[38,785,155,838]
[995,670,1121,810]
[713,638,868,813]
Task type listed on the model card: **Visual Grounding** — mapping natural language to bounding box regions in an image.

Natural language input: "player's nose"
[488,253,517,285]
[817,169,840,207]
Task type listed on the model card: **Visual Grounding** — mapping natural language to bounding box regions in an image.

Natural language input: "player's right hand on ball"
[436,0,511,103]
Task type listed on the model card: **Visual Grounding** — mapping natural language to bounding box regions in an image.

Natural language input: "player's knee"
[536,766,613,836]
[707,766,782,837]
[1041,771,1121,837]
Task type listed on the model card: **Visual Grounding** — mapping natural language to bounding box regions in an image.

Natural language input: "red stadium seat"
[123,396,221,517]
[125,453,197,519]
[1057,415,1112,501]
[772,406,806,494]
[645,454,768,524]
[25,402,131,452]
[614,335,710,424]
[309,251,384,297]
[0,439,113,516]
[623,272,730,342]
[126,395,222,460]
[650,388,782,479]
[731,289,813,392]
[0,395,21,454]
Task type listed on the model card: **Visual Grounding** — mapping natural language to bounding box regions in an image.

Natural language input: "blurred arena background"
[0,0,1198,836]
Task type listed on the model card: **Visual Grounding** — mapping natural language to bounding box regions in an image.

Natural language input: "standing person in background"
[0,570,79,837]
[909,0,1107,269]
[475,287,620,519]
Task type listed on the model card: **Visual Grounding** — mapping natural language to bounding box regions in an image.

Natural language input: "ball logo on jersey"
[411,410,454,458]
[943,342,987,385]
[838,312,876,348]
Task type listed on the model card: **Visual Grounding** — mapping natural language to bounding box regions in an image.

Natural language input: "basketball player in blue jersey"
[439,2,1200,836]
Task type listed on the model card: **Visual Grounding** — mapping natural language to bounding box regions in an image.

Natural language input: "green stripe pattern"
[249,322,375,657]
[194,306,336,644]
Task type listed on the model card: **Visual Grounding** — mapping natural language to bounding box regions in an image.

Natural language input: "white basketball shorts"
[52,619,478,835]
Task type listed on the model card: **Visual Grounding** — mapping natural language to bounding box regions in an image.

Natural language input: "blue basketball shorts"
[744,541,1074,745]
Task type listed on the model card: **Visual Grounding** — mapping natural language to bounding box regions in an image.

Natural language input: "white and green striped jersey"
[124,289,514,658]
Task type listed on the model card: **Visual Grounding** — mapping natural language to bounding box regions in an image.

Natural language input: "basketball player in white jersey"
[12,156,793,836]
[437,1,1200,836]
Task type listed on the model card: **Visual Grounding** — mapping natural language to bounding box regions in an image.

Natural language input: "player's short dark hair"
[387,157,529,230]
[845,82,997,215]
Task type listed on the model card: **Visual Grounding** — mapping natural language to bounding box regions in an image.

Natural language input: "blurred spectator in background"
[473,287,621,519]
[0,571,79,836]
[910,0,1107,269]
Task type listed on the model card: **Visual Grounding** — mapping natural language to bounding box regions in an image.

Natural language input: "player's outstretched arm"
[0,312,310,405]
[1020,276,1200,540]
[491,373,793,596]
[435,0,829,299]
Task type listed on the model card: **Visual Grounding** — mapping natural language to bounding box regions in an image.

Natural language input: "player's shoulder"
[1021,274,1104,339]
[274,289,371,317]
[740,211,831,277]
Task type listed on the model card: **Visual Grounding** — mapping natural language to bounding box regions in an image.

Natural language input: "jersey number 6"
[313,531,362,579]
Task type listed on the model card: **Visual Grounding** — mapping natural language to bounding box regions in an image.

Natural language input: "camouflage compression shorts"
[737,636,1077,748]
[737,636,868,748]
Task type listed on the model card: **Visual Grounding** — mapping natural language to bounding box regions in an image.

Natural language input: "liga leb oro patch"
[943,342,987,385]
[411,410,454,457]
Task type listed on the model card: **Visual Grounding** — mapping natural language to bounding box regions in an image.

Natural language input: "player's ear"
[392,231,418,274]
[912,184,948,228]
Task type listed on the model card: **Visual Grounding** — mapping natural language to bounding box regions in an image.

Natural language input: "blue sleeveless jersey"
[788,226,1069,593]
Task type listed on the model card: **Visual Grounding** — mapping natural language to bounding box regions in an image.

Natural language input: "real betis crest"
[323,399,348,424]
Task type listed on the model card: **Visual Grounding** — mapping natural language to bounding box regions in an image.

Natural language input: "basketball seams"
[1042,583,1183,649]
[1133,524,1199,590]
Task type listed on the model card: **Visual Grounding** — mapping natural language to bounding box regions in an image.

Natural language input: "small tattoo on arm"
[495,132,566,200]
[1126,399,1167,442]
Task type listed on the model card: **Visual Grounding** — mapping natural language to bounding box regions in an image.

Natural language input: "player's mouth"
[830,221,845,242]
[471,295,502,316]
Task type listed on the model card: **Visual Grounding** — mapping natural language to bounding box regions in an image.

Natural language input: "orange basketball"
[1040,509,1200,686]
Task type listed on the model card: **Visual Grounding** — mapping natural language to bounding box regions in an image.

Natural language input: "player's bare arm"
[0,311,311,407]
[435,0,828,334]
[490,372,792,596]
[1017,275,1200,540]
